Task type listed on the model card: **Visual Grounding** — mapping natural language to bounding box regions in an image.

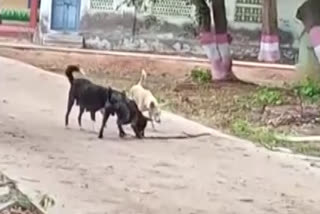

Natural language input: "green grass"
[293,78,320,103]
[231,119,320,156]
[235,87,286,111]
[253,87,284,106]
[231,119,279,149]
[190,67,212,84]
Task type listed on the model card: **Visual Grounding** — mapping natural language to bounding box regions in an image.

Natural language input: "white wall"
[277,0,305,45]
[224,0,305,47]
[39,0,51,33]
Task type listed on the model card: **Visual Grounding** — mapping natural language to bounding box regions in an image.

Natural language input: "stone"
[173,42,182,51]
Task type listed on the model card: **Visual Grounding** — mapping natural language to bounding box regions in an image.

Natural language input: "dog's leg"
[65,95,75,127]
[78,107,85,130]
[131,124,143,139]
[98,110,110,139]
[149,111,155,130]
[117,120,126,138]
[90,111,96,132]
[99,109,107,129]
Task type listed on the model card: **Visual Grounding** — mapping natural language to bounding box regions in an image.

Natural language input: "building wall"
[225,0,305,63]
[1,0,28,9]
[39,0,306,64]
[80,0,200,54]
[1,0,31,22]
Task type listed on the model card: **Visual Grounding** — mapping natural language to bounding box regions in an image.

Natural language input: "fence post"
[29,0,38,28]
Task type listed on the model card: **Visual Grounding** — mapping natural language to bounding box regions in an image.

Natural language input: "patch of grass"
[293,78,320,102]
[231,119,279,149]
[231,119,320,157]
[190,67,212,84]
[253,87,284,106]
[235,87,285,110]
[294,142,320,157]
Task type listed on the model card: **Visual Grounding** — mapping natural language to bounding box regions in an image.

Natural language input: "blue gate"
[51,0,80,32]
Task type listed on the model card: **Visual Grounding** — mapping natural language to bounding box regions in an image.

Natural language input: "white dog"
[129,69,164,129]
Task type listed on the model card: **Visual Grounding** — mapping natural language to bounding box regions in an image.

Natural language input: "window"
[150,0,194,18]
[235,0,262,23]
[91,0,114,11]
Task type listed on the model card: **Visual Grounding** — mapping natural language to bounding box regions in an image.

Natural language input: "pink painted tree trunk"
[198,0,233,81]
[310,26,320,63]
[258,0,281,62]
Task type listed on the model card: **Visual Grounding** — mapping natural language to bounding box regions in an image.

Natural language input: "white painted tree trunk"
[199,0,233,81]
[258,0,281,62]
[200,32,232,80]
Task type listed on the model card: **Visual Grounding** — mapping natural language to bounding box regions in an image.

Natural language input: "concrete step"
[42,33,83,48]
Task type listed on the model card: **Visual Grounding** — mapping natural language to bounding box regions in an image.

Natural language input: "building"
[0,0,39,37]
[38,0,305,64]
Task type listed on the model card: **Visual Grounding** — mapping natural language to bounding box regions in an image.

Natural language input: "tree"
[296,0,320,64]
[258,0,280,62]
[295,0,320,81]
[194,0,234,81]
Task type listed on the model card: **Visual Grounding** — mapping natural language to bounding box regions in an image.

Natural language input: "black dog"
[98,89,151,139]
[65,65,111,129]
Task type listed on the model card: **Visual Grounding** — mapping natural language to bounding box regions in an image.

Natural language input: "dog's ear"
[121,90,127,99]
[66,64,79,72]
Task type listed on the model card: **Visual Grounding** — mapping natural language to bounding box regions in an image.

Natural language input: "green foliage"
[231,119,278,148]
[0,9,30,22]
[190,67,212,84]
[253,87,283,106]
[293,78,320,102]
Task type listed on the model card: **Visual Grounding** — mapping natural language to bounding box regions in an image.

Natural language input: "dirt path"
[1,57,320,214]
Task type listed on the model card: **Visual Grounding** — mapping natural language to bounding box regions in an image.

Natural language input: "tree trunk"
[296,0,320,64]
[196,0,233,81]
[0,0,2,24]
[210,0,233,80]
[258,0,280,62]
[294,0,320,82]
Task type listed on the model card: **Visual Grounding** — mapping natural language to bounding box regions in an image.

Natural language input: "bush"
[190,67,211,84]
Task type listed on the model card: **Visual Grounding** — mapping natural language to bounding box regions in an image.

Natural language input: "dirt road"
[0,56,320,214]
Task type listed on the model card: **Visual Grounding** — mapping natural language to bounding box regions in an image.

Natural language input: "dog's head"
[66,64,86,75]
[135,114,152,138]
[129,100,152,138]
[150,101,161,123]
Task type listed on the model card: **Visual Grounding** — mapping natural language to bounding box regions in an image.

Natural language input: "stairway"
[42,33,83,48]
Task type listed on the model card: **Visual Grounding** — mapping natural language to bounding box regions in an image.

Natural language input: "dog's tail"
[138,69,147,86]
[65,65,85,84]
